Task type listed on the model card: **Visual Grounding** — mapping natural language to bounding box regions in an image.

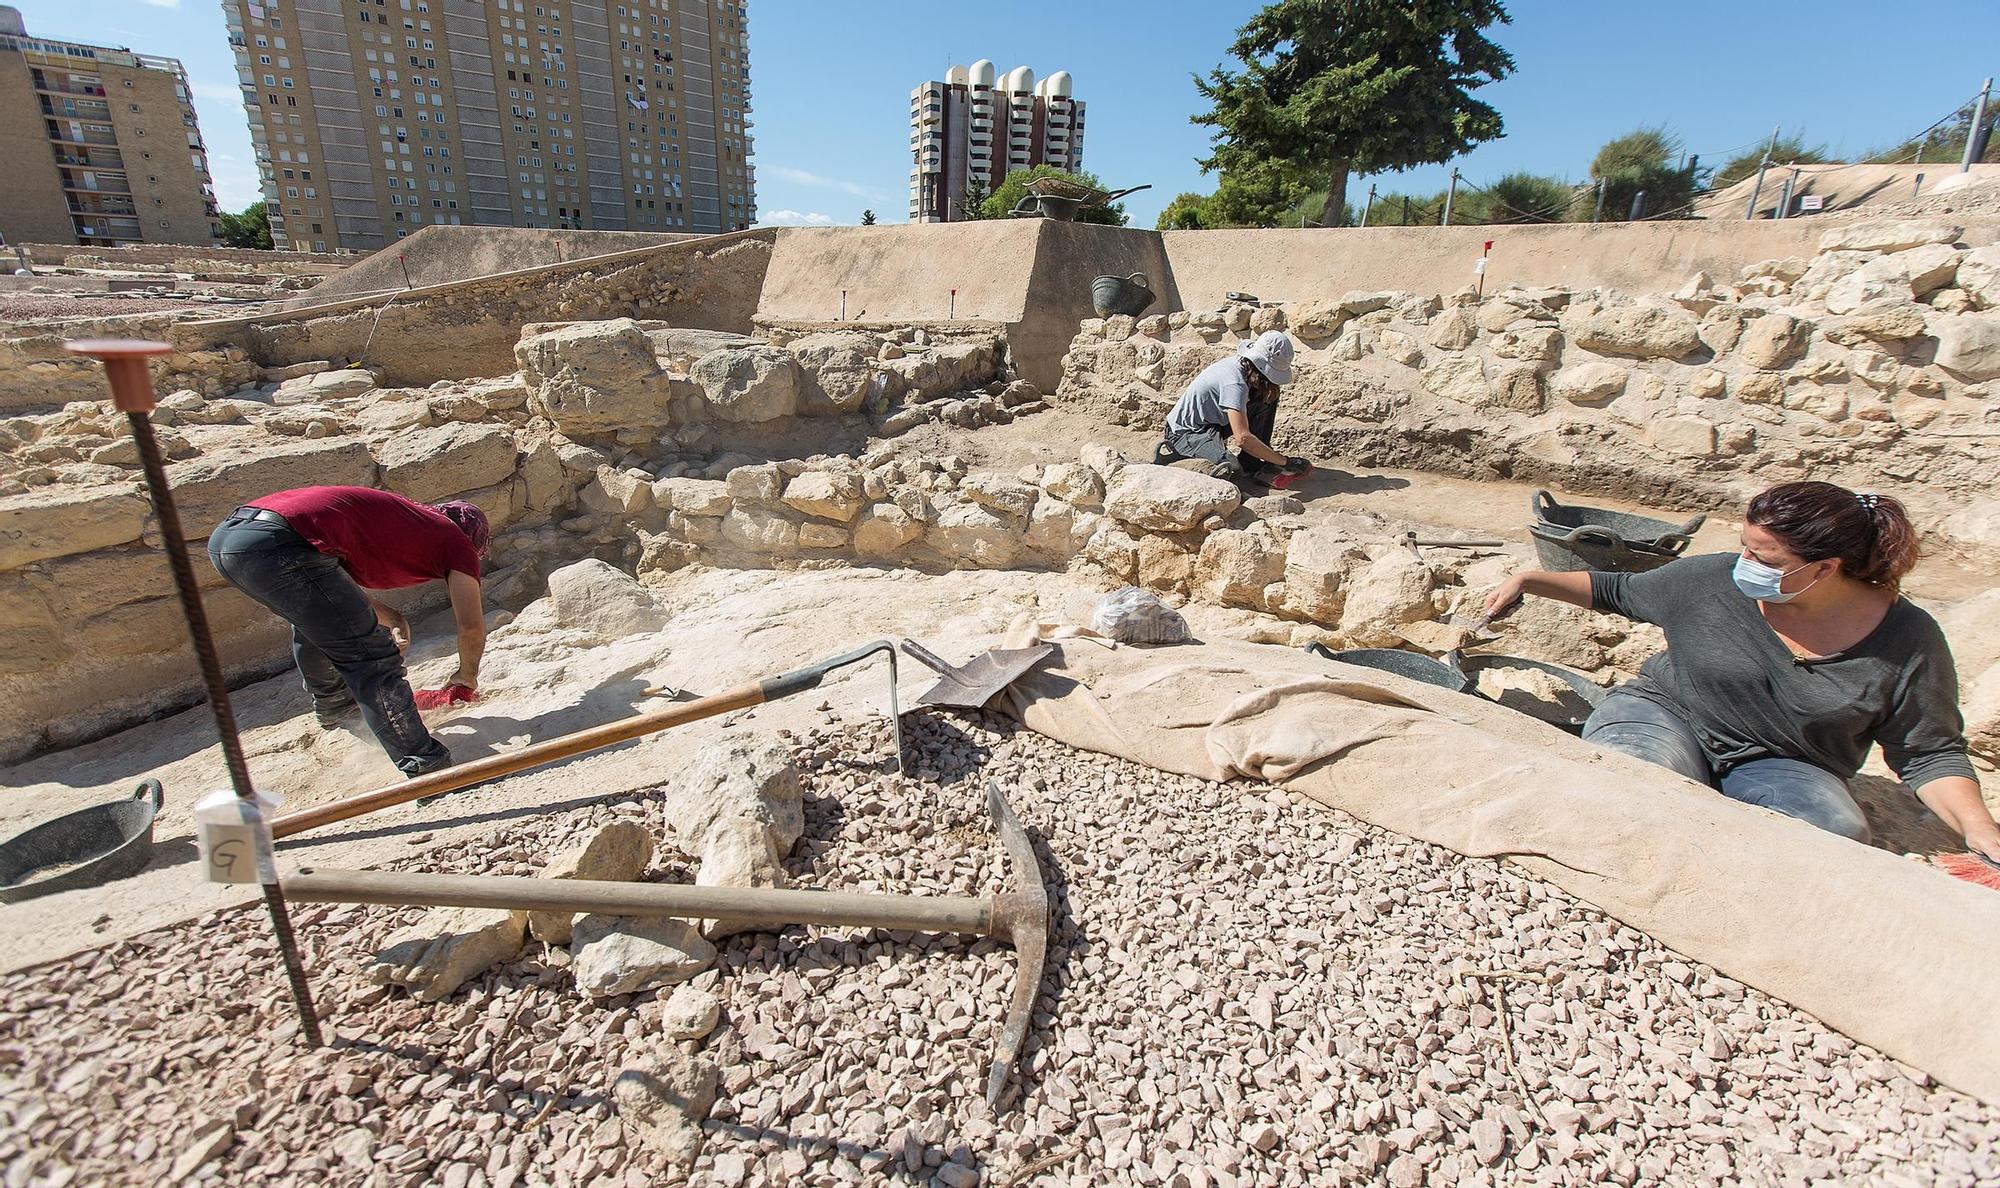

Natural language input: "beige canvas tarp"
[989,633,2000,1106]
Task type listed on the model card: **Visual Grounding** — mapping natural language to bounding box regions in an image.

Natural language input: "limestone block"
[694,816,787,938]
[1930,288,1975,313]
[1288,301,1347,340]
[272,367,378,405]
[652,477,731,517]
[1136,314,1170,339]
[1337,554,1436,647]
[1930,315,2000,381]
[1548,361,1629,405]
[1425,307,1478,351]
[0,484,149,569]
[851,504,921,556]
[1249,306,1288,334]
[1563,301,1700,360]
[570,914,716,999]
[1135,534,1196,592]
[0,574,67,673]
[526,820,656,945]
[797,522,847,549]
[1825,246,1961,313]
[959,474,1038,520]
[1733,372,1787,404]
[1485,362,1545,414]
[1698,305,1752,356]
[1817,219,1962,254]
[1283,529,1366,624]
[165,437,376,537]
[691,345,801,423]
[518,440,570,513]
[1477,296,1554,334]
[544,559,671,639]
[787,331,876,415]
[515,319,671,436]
[724,463,783,504]
[1102,465,1241,533]
[665,734,804,855]
[1374,330,1423,367]
[1040,462,1104,509]
[927,500,1021,567]
[1821,305,1929,346]
[1198,525,1285,609]
[1737,257,1810,287]
[1648,417,1717,457]
[659,985,720,1042]
[1024,499,1085,558]
[1951,245,2000,310]
[614,1050,719,1172]
[1082,521,1141,581]
[1490,326,1562,365]
[720,508,799,553]
[780,470,864,522]
[582,465,655,515]
[372,906,527,1002]
[1421,355,1487,405]
[1080,443,1130,481]
[1688,369,1728,399]
[378,422,519,503]
[1737,313,1812,370]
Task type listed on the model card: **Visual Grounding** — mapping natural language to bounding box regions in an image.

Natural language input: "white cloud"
[190,80,244,104]
[766,165,888,200]
[138,0,181,8]
[756,209,835,227]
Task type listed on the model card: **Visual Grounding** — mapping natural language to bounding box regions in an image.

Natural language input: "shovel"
[901,639,1056,710]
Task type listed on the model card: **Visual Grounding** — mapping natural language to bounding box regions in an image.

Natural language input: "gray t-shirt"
[1165,356,1250,435]
[1591,553,1975,787]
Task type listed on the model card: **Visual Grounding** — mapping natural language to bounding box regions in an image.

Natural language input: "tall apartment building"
[0,7,221,247]
[908,61,1083,223]
[223,0,755,253]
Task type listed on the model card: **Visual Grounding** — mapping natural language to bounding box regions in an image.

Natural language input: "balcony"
[34,80,109,99]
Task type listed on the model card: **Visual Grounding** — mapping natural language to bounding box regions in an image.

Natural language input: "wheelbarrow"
[0,780,164,903]
[1009,182,1152,222]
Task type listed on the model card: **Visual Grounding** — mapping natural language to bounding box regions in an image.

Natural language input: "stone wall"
[0,314,1019,757]
[1059,217,2000,558]
[17,242,351,273]
[0,311,262,414]
[176,230,777,389]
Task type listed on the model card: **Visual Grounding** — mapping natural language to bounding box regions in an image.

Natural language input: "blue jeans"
[208,512,451,776]
[1582,688,1871,843]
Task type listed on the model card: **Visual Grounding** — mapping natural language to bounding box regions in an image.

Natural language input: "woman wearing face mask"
[1482,481,1999,861]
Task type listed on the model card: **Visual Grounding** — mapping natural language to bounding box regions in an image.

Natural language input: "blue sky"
[31,2,2000,228]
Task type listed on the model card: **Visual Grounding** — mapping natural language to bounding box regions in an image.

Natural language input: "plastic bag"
[1090,587,1191,645]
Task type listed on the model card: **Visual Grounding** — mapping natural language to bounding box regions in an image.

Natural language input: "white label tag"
[194,788,281,885]
[1473,258,1488,274]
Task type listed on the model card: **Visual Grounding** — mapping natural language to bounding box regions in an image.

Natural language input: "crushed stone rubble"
[3,712,1999,1187]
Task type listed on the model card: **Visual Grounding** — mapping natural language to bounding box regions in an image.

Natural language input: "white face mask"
[1732,554,1822,603]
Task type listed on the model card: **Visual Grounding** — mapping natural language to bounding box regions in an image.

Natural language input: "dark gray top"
[1591,553,1975,787]
[1165,356,1250,436]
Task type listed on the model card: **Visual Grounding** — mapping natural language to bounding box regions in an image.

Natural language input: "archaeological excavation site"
[5,199,2000,1187]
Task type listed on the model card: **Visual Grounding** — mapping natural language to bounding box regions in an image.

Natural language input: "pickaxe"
[281,782,1050,1108]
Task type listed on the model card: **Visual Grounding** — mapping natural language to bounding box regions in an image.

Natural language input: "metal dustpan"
[901,639,1055,710]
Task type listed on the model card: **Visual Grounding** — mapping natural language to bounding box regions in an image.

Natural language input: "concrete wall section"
[757,221,1045,326]
[1162,219,2000,312]
[1015,221,1175,390]
[184,229,775,386]
[291,225,703,308]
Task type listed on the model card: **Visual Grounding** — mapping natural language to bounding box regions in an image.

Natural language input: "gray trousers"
[1161,398,1281,481]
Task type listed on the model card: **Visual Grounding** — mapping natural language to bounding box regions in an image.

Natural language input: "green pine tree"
[861,209,877,225]
[1193,0,1515,228]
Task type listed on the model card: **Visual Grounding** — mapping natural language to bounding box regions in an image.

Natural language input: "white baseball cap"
[1238,329,1295,386]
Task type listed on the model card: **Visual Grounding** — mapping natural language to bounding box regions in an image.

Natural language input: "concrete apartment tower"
[0,6,222,248]
[908,61,1083,222]
[222,0,755,252]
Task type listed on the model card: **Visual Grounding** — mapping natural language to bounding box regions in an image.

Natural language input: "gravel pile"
[3,712,1998,1188]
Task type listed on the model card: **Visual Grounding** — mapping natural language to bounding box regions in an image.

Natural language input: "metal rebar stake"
[67,338,323,1047]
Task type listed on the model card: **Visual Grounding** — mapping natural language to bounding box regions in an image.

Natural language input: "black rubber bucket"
[1091,272,1156,318]
[1305,642,1471,694]
[1530,490,1705,574]
[0,780,163,903]
[1460,655,1605,734]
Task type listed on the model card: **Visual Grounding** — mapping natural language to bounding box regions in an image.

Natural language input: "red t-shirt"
[251,486,481,590]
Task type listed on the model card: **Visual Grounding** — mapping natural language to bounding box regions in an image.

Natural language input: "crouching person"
[207,485,489,777]
[1156,329,1311,493]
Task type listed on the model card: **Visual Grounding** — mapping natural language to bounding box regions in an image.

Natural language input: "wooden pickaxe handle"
[270,640,898,838]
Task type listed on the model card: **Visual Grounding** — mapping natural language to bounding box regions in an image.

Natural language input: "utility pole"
[1965,78,1994,173]
[1745,125,1779,220]
[1359,183,1377,229]
[1592,177,1607,223]
[1775,168,1801,219]
[1441,168,1460,227]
